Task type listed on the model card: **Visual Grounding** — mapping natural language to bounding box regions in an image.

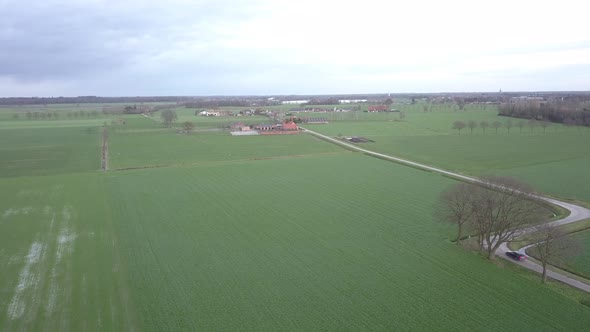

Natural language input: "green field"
[0,126,101,178]
[305,107,590,203]
[108,117,346,170]
[555,230,590,280]
[2,106,590,330]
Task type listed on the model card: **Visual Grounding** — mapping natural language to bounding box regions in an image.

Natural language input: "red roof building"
[282,121,299,131]
[367,105,389,112]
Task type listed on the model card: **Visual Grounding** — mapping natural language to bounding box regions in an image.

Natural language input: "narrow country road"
[302,127,590,292]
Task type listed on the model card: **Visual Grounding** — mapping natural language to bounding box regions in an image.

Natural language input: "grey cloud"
[0,0,263,80]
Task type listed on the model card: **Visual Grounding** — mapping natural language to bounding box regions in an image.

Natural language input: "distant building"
[199,110,220,116]
[281,100,310,105]
[281,121,299,131]
[339,99,367,104]
[303,117,329,124]
[367,105,389,112]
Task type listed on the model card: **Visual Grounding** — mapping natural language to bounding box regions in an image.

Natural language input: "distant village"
[194,104,398,136]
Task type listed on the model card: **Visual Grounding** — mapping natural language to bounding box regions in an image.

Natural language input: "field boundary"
[101,127,108,171]
[301,126,590,292]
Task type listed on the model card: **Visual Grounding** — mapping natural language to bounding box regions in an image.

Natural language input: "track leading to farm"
[301,127,590,292]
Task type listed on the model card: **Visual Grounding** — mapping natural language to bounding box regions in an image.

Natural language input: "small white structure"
[281,100,309,104]
[199,110,220,117]
[339,99,367,104]
[230,131,260,136]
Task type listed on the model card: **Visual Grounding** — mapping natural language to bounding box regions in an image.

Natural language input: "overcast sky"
[1,0,589,97]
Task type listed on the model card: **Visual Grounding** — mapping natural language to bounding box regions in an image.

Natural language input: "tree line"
[16,110,103,120]
[498,101,590,127]
[452,118,554,134]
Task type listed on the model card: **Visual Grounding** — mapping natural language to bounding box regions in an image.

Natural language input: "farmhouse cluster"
[229,120,300,136]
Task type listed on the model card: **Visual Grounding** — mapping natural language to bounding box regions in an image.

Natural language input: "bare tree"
[456,99,466,111]
[452,120,466,134]
[161,110,178,127]
[528,119,538,133]
[436,183,476,244]
[467,120,477,134]
[480,121,489,134]
[182,121,194,133]
[505,119,513,133]
[469,177,545,259]
[529,224,583,283]
[492,121,502,134]
[517,120,525,133]
[540,121,551,133]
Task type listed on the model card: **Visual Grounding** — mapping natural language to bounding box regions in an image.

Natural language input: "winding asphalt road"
[302,127,590,292]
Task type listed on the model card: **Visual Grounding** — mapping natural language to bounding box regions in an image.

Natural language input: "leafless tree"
[492,121,502,134]
[467,120,477,134]
[480,121,489,134]
[517,120,525,133]
[528,119,538,133]
[452,120,466,134]
[505,119,513,133]
[469,177,545,259]
[182,121,194,133]
[563,118,575,128]
[456,99,466,111]
[436,183,476,244]
[161,110,178,127]
[529,224,583,283]
[540,121,551,133]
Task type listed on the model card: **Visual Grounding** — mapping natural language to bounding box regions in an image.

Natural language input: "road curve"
[302,127,590,292]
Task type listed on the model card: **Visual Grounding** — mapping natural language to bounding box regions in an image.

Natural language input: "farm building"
[281,121,299,131]
[199,110,220,116]
[230,122,251,131]
[367,105,389,112]
[303,117,329,124]
[249,121,300,135]
[254,124,276,131]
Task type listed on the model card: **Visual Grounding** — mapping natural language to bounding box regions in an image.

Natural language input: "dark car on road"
[506,251,527,261]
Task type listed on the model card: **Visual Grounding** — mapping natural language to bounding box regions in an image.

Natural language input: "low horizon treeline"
[498,102,590,127]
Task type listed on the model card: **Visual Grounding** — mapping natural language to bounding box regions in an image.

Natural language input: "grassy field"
[0,126,101,178]
[305,107,590,203]
[0,173,137,331]
[106,154,590,330]
[2,105,590,330]
[108,118,346,170]
[564,230,590,279]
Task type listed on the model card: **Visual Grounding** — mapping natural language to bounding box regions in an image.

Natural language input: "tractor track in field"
[301,126,590,293]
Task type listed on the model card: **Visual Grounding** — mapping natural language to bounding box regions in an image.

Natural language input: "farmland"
[304,106,590,203]
[106,154,590,330]
[108,116,346,170]
[566,230,590,279]
[1,106,590,330]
